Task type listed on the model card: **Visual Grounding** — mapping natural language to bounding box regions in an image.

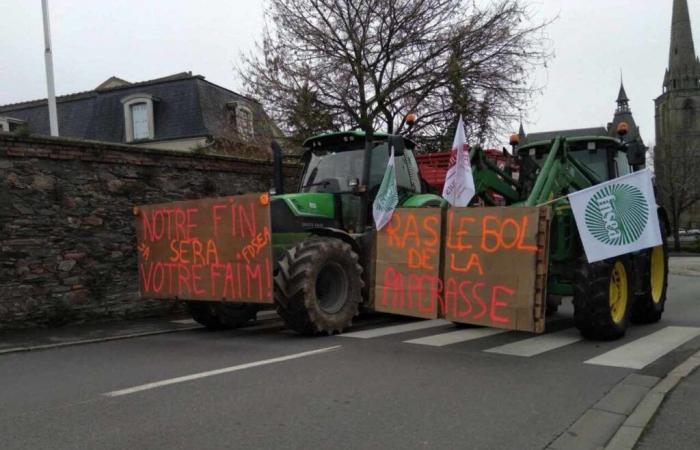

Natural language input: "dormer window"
[131,103,149,140]
[226,102,254,140]
[0,116,26,132]
[121,94,156,142]
[237,105,254,139]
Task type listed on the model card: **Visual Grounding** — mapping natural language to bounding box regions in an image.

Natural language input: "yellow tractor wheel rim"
[609,261,628,324]
[650,246,665,304]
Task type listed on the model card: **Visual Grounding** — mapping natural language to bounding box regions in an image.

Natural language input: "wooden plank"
[373,208,442,319]
[134,193,273,304]
[442,206,550,333]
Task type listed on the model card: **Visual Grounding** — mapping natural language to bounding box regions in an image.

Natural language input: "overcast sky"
[1,0,697,145]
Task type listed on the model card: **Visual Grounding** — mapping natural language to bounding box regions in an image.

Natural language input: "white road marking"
[339,319,451,339]
[405,327,507,347]
[103,346,341,397]
[484,328,582,357]
[257,310,279,319]
[585,326,700,369]
[170,319,197,325]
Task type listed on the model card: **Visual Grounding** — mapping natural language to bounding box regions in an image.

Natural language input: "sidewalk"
[0,315,201,354]
[669,255,700,277]
[635,368,700,449]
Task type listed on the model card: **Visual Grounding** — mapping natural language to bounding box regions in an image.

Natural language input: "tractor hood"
[270,193,340,233]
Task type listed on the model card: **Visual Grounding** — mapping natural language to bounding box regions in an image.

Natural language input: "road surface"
[1,261,699,449]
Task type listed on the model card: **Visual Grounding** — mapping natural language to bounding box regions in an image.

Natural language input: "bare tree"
[240,0,551,145]
[653,142,700,251]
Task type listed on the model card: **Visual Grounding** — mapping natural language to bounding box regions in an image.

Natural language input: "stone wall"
[0,133,299,329]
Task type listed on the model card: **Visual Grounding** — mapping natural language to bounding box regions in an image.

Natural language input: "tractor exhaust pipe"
[271,140,284,195]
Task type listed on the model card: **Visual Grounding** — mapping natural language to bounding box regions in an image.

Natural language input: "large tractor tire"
[216,303,260,328]
[187,301,259,330]
[274,237,363,335]
[573,257,632,340]
[631,221,669,324]
[187,301,226,330]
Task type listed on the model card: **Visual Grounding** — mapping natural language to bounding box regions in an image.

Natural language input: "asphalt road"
[1,267,699,449]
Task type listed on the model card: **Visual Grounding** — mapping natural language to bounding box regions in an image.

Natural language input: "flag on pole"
[373,145,399,230]
[442,115,475,207]
[569,168,662,263]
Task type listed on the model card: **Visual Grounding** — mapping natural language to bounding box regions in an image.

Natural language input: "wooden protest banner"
[374,208,442,319]
[134,193,273,304]
[443,207,550,332]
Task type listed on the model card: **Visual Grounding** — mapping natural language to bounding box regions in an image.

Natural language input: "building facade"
[0,72,281,154]
[654,0,700,228]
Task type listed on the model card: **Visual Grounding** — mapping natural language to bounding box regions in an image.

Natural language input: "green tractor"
[188,130,444,334]
[270,131,445,334]
[466,132,670,339]
[187,127,669,341]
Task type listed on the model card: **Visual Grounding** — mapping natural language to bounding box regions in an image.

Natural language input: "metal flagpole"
[41,0,59,136]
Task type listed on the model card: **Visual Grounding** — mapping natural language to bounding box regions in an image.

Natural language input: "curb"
[546,349,700,450]
[0,325,203,355]
[0,312,281,356]
[605,349,700,450]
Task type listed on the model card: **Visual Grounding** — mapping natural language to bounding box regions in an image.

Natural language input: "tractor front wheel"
[631,241,669,324]
[573,257,632,340]
[274,237,363,335]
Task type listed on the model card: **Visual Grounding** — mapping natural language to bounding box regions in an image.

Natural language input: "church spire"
[665,0,700,91]
[615,76,631,114]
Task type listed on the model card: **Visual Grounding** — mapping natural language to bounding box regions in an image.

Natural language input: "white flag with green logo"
[569,169,662,263]
[373,146,399,231]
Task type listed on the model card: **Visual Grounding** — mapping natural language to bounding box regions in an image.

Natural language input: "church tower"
[608,80,643,145]
[655,0,700,227]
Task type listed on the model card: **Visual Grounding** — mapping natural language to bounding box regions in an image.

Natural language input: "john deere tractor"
[465,132,670,339]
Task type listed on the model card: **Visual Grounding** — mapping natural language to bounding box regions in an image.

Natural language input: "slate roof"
[523,127,609,143]
[0,72,265,143]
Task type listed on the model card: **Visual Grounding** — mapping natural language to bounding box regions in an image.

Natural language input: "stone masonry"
[0,133,298,329]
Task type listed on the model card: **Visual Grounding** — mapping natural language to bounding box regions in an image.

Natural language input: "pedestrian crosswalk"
[338,319,700,369]
[405,328,507,347]
[584,326,700,369]
[176,312,700,370]
[484,328,582,357]
[339,319,450,339]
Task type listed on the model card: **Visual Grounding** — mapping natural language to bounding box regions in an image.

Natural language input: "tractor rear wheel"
[573,257,632,340]
[187,301,226,330]
[631,224,668,324]
[274,237,363,335]
[216,303,260,328]
[187,302,259,330]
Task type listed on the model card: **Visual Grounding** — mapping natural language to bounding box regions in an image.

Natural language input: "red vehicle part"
[415,149,518,193]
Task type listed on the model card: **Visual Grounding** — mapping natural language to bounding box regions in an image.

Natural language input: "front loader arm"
[470,146,521,205]
[524,138,599,206]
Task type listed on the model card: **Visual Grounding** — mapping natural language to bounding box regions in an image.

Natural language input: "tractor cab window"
[614,150,631,177]
[369,143,422,194]
[569,141,627,181]
[569,147,608,181]
[301,149,365,193]
[301,142,422,195]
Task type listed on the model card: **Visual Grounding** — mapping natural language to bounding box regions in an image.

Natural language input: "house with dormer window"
[0,72,281,154]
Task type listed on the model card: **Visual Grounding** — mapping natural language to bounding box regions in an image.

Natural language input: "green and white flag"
[569,168,662,263]
[373,145,399,230]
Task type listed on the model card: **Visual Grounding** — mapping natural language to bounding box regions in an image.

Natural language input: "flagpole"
[41,0,59,136]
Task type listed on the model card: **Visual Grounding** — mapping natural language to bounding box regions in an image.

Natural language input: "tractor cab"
[518,136,635,188]
[300,130,423,197]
